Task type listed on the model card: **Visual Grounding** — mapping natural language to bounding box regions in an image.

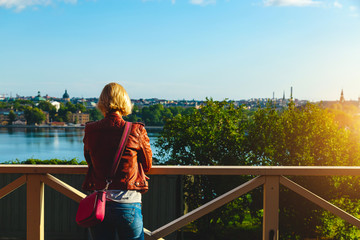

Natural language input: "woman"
[82,82,152,240]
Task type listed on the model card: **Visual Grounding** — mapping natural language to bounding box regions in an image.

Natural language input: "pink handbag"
[76,122,133,227]
[75,190,106,227]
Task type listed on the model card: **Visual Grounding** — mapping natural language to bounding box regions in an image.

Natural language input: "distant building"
[71,111,90,125]
[13,119,26,125]
[51,121,66,126]
[89,102,97,108]
[43,111,50,124]
[0,113,8,125]
[34,91,46,102]
[62,90,70,102]
[340,89,345,103]
[50,101,61,112]
[0,110,25,125]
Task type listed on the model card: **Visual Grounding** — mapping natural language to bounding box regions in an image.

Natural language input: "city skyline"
[0,87,352,102]
[1,0,360,101]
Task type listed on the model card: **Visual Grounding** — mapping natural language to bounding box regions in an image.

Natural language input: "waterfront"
[0,127,159,163]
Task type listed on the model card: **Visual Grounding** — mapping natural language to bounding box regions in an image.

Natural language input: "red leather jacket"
[82,112,152,191]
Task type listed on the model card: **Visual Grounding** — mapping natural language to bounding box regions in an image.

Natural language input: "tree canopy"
[156,99,360,239]
[124,104,195,126]
[24,107,46,125]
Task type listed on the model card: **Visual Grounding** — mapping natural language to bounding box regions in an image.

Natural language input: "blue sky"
[1,0,360,101]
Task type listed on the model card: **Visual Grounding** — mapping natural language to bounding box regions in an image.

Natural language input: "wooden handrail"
[1,165,360,240]
[2,165,360,175]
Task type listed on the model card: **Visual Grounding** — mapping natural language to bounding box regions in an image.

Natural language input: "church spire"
[340,89,345,103]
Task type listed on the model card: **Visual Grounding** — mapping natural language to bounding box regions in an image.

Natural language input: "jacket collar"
[105,111,124,124]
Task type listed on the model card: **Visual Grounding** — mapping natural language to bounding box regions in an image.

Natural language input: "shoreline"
[0,125,163,130]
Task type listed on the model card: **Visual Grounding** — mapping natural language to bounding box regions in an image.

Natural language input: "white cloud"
[330,2,359,17]
[264,0,322,7]
[350,5,357,12]
[189,0,216,6]
[349,5,358,17]
[0,0,76,11]
[333,1,342,8]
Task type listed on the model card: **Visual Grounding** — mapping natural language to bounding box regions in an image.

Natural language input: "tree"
[12,100,34,110]
[24,107,46,125]
[156,99,255,238]
[246,102,360,239]
[88,108,103,121]
[0,101,7,109]
[38,101,57,121]
[169,106,182,116]
[65,102,77,113]
[122,104,196,126]
[246,102,354,166]
[57,104,73,122]
[316,197,360,240]
[75,103,86,113]
[124,113,141,123]
[38,101,56,112]
[8,110,16,125]
[141,104,164,125]
[64,111,72,123]
[157,100,360,239]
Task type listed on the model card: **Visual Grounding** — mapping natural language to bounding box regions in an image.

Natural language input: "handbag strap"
[105,121,132,190]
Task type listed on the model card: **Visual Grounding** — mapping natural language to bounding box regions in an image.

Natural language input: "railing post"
[263,176,279,240]
[26,174,45,240]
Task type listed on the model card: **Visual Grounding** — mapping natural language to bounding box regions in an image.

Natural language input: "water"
[0,127,159,163]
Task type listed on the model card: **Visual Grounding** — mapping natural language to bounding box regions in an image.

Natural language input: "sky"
[1,0,360,101]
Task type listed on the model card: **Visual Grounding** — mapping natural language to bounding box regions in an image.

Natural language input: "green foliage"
[8,110,16,124]
[0,99,34,111]
[156,99,360,239]
[3,158,86,165]
[3,99,94,124]
[76,103,87,113]
[24,107,46,125]
[247,102,360,238]
[140,104,165,125]
[88,108,104,121]
[0,101,7,109]
[37,101,57,121]
[56,105,72,122]
[247,102,357,166]
[157,99,247,165]
[156,99,258,237]
[47,101,89,123]
[2,99,194,125]
[124,104,195,126]
[65,102,77,113]
[38,101,56,112]
[316,197,360,239]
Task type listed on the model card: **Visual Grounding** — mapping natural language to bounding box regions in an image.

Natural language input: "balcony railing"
[1,165,360,240]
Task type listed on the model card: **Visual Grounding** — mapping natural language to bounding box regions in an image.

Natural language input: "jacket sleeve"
[138,125,152,172]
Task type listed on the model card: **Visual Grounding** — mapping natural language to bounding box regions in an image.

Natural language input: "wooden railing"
[1,165,360,240]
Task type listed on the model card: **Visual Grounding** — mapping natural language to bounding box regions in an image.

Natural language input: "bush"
[3,158,86,165]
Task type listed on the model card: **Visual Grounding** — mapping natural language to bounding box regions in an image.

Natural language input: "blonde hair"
[97,82,132,116]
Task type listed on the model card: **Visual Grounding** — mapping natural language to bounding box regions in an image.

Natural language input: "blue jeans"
[90,202,144,240]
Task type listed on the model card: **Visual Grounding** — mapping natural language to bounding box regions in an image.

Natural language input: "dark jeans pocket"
[119,207,135,225]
